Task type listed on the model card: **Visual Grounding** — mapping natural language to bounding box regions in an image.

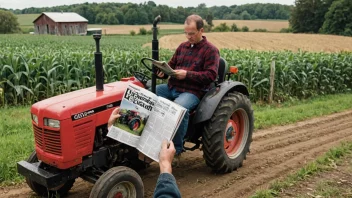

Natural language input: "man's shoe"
[172,153,181,167]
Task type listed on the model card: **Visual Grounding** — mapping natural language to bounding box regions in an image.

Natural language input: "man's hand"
[156,69,165,78]
[174,69,187,80]
[159,140,176,174]
[108,108,121,128]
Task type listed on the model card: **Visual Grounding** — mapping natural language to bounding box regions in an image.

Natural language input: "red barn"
[33,12,88,36]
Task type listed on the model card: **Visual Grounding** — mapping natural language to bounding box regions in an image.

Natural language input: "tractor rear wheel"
[26,151,75,197]
[89,166,144,198]
[202,91,253,173]
[128,118,141,131]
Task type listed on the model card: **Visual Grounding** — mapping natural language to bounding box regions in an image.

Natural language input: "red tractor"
[17,16,253,198]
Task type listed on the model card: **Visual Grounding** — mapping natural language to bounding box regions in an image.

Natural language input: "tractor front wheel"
[202,91,253,173]
[89,166,144,198]
[26,151,75,197]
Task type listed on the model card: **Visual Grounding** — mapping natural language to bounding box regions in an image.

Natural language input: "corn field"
[0,34,351,106]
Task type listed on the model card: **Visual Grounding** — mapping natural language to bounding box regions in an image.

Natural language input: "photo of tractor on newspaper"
[116,109,148,136]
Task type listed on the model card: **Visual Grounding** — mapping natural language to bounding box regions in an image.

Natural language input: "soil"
[1,110,352,198]
[148,32,352,52]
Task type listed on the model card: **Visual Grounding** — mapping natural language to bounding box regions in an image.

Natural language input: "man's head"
[184,15,204,44]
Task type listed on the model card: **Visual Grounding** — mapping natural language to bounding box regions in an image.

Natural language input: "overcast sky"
[0,0,294,10]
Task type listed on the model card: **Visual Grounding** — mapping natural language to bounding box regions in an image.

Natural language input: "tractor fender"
[193,81,249,124]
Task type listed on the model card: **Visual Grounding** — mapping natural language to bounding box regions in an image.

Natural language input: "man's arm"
[185,48,220,85]
[153,141,181,198]
[154,173,181,198]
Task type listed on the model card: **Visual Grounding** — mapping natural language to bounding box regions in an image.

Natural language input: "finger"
[112,107,120,114]
[112,114,120,119]
[168,141,175,150]
[161,140,168,149]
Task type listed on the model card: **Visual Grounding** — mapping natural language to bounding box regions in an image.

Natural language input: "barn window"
[46,24,49,34]
[37,26,40,33]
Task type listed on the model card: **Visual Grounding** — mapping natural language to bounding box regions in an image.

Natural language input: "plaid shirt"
[167,36,220,99]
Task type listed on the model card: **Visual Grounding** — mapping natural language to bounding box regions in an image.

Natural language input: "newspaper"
[144,58,176,76]
[107,83,186,162]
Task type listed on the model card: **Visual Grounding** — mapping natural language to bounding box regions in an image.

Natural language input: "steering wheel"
[134,72,151,86]
[141,57,166,79]
[140,57,154,72]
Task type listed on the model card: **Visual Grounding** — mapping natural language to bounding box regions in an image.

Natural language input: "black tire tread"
[202,91,254,173]
[89,166,144,198]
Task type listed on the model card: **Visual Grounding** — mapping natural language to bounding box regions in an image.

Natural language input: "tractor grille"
[74,121,93,150]
[33,125,62,156]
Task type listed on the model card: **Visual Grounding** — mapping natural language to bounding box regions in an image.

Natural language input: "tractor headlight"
[44,118,60,128]
[31,114,38,125]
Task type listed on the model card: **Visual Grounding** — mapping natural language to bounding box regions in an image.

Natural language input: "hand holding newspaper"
[107,83,186,162]
[143,58,176,76]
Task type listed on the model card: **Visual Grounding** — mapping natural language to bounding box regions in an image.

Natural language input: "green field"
[1,33,351,106]
[16,14,40,26]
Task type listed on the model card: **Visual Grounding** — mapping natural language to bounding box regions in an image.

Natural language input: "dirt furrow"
[203,130,352,198]
[171,121,352,197]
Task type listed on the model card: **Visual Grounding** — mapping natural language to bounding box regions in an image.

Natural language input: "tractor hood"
[31,78,143,124]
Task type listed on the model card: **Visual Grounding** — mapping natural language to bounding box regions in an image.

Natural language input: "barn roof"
[33,12,88,23]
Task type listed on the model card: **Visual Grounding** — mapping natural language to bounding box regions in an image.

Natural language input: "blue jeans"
[156,84,200,154]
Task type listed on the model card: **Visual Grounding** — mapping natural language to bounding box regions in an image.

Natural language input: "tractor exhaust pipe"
[151,15,161,93]
[93,34,104,91]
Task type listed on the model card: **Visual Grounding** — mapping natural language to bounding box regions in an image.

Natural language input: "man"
[108,108,181,198]
[156,14,220,166]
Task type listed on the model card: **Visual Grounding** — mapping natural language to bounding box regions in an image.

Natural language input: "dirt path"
[1,110,352,198]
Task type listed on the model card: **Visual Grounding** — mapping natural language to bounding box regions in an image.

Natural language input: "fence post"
[0,87,3,106]
[269,57,276,104]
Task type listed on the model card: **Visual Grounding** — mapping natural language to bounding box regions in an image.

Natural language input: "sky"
[0,0,294,10]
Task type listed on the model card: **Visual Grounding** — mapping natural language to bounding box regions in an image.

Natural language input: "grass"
[0,93,352,185]
[253,93,352,129]
[251,141,352,198]
[0,106,33,184]
[16,14,40,26]
[115,122,145,136]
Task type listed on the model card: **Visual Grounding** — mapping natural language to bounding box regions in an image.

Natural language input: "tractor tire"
[89,166,144,198]
[202,91,254,173]
[128,118,141,131]
[26,151,75,197]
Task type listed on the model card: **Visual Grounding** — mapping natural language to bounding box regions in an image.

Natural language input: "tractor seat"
[207,57,228,90]
[217,57,228,84]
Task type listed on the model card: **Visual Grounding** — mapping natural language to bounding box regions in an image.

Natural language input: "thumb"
[161,140,168,149]
[112,107,120,114]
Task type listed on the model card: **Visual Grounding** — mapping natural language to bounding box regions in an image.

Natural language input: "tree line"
[4,2,292,25]
[290,0,352,36]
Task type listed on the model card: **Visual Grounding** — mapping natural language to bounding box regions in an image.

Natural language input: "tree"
[107,13,119,24]
[95,13,107,24]
[322,0,352,36]
[0,10,20,34]
[231,23,240,32]
[125,8,138,24]
[147,1,156,7]
[137,10,149,24]
[205,12,214,26]
[289,0,334,33]
[240,11,252,20]
[116,10,124,24]
[213,23,230,32]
